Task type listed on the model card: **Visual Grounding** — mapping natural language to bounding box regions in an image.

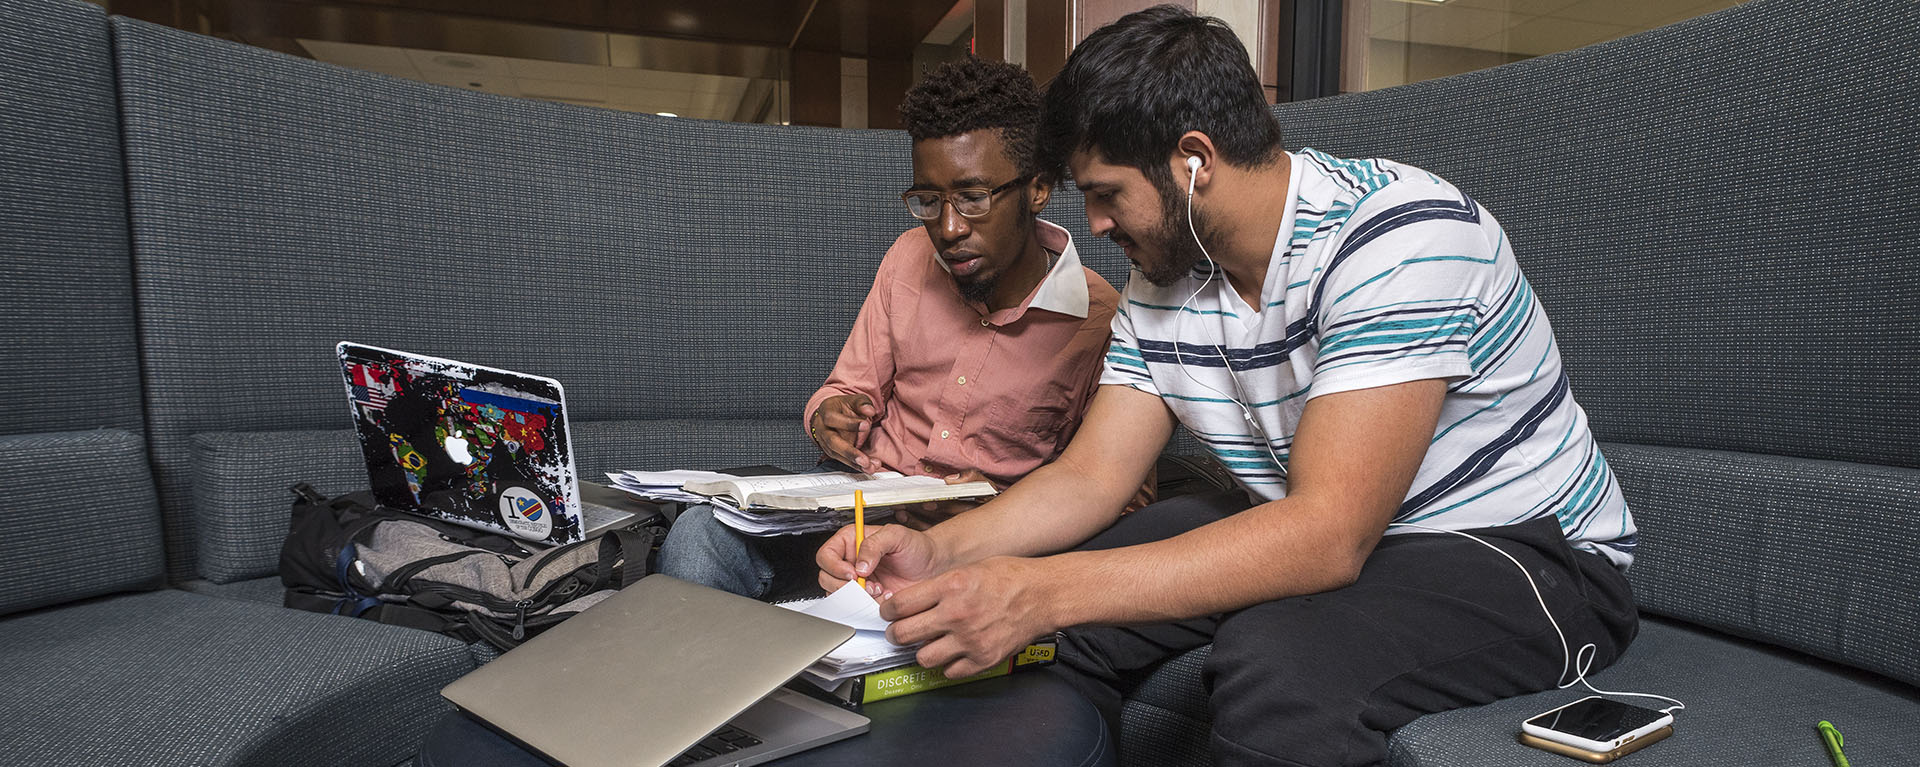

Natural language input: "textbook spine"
[802,639,1058,707]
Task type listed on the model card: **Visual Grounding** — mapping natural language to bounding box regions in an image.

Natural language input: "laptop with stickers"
[335,342,631,546]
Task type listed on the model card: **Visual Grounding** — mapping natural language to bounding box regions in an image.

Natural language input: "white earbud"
[1186,155,1202,195]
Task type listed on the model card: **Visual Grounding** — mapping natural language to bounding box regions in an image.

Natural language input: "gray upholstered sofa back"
[0,0,164,616]
[1268,0,1919,687]
[1271,0,1916,467]
[108,16,1133,584]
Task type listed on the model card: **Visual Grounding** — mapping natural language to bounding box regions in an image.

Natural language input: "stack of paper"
[607,469,906,537]
[709,505,881,536]
[606,470,738,506]
[778,582,919,681]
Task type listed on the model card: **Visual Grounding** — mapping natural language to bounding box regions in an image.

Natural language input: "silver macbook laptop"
[336,342,633,545]
[442,575,870,766]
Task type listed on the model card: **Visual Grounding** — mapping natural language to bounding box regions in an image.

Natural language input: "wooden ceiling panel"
[606,1,815,47]
[792,0,956,58]
[243,0,811,47]
[220,0,958,59]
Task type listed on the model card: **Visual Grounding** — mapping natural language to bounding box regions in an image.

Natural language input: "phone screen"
[1524,698,1666,742]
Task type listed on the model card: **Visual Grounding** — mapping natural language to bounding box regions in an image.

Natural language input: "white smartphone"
[1520,696,1674,754]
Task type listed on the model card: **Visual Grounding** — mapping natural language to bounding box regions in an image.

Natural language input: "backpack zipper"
[512,599,533,640]
[383,549,495,589]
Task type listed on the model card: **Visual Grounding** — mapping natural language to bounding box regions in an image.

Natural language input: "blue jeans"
[656,464,845,599]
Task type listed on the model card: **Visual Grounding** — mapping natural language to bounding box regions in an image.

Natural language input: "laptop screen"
[338,342,581,544]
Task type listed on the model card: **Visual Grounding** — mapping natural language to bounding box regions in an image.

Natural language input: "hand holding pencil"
[815,501,945,598]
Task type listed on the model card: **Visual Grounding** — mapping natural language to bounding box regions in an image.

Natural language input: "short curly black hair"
[898,58,1041,180]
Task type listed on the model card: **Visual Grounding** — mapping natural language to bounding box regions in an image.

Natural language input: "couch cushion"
[0,0,142,437]
[1386,618,1920,766]
[189,430,368,584]
[1607,443,1920,688]
[1119,619,1920,767]
[180,576,288,605]
[1117,646,1211,767]
[0,430,164,616]
[1267,0,1920,470]
[189,419,818,583]
[0,589,472,766]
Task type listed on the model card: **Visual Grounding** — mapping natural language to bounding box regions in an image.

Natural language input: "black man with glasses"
[656,58,1131,599]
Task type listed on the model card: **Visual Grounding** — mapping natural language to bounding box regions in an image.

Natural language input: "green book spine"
[860,658,1015,703]
[854,639,1058,704]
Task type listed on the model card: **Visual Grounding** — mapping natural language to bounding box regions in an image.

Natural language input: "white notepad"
[778,582,919,678]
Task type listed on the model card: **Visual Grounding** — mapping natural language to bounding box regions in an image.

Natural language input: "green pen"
[1817,721,1850,767]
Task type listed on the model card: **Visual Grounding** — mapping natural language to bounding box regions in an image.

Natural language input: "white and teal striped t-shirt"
[1103,149,1636,567]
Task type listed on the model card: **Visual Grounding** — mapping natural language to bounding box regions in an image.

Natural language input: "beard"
[957,277,995,304]
[1131,179,1217,287]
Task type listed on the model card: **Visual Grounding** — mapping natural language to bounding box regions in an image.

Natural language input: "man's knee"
[1202,595,1377,711]
[1198,596,1411,766]
[659,506,730,557]
[657,505,769,596]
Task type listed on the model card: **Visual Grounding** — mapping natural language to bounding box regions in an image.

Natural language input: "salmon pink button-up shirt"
[803,220,1120,489]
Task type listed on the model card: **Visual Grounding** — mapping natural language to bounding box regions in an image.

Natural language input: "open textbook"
[607,468,997,536]
[683,471,996,511]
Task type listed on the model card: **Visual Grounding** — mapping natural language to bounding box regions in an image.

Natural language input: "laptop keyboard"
[581,503,629,528]
[666,724,764,766]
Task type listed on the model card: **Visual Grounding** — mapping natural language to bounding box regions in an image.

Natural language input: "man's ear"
[1028,176,1053,215]
[1174,131,1217,191]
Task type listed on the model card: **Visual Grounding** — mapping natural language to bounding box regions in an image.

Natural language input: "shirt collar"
[1025,219,1091,319]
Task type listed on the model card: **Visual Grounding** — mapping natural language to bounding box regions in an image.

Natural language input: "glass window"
[1352,0,1750,92]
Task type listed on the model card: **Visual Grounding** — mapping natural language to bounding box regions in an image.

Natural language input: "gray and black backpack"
[278,483,667,651]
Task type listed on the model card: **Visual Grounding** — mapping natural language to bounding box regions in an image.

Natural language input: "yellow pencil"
[853,490,867,589]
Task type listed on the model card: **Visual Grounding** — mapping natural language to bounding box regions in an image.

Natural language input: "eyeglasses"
[901,175,1033,221]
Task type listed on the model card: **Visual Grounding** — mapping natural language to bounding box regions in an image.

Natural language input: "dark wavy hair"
[1038,4,1282,189]
[899,57,1042,179]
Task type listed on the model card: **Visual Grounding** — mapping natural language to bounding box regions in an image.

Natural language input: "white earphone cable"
[1385,522,1686,714]
[1171,156,1287,478]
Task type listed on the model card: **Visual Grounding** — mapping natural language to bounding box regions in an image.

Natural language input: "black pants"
[1049,491,1639,767]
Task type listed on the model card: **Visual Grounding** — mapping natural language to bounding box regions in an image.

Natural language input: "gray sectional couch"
[0,0,1913,764]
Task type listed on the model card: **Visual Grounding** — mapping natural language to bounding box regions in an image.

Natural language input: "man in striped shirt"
[817,8,1640,766]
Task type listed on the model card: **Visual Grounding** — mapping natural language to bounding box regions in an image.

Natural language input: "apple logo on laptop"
[444,430,476,466]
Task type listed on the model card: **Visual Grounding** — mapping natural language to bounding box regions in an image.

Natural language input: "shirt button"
[956,376,966,385]
[940,430,950,439]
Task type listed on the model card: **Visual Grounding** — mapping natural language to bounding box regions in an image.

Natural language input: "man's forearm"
[1032,495,1382,627]
[925,448,1140,569]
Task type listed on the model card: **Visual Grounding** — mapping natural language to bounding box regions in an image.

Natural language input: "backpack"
[278,482,668,650]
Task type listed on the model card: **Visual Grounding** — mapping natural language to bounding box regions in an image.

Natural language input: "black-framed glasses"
[901,175,1033,221]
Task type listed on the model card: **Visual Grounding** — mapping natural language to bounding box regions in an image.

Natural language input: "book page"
[613,469,738,487]
[783,580,890,632]
[683,471,881,504]
[748,475,997,510]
